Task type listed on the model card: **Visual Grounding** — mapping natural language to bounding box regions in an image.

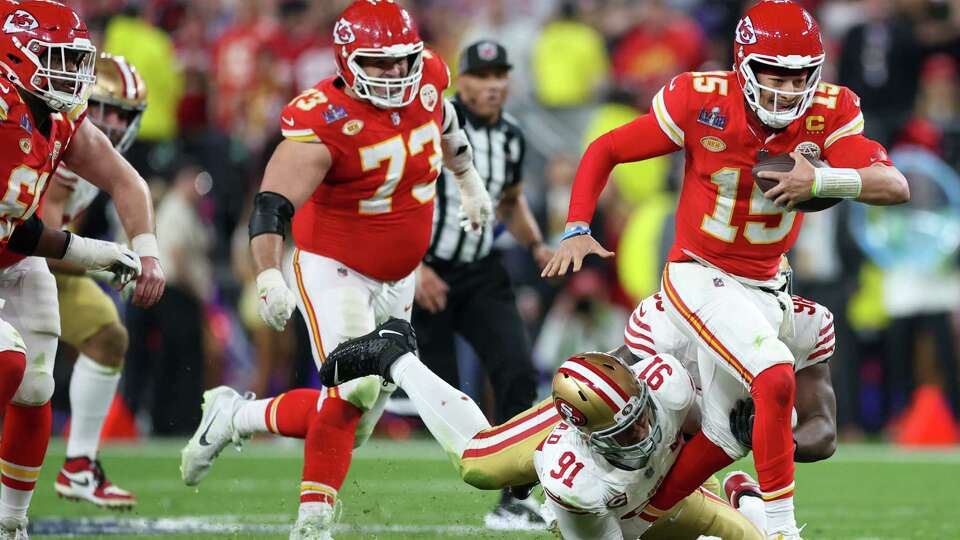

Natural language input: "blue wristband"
[561,225,591,242]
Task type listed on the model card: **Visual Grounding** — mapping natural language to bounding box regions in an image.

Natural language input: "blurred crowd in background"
[53,0,960,442]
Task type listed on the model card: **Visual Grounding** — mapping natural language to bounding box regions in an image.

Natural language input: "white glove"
[64,233,141,287]
[454,167,493,233]
[256,268,297,331]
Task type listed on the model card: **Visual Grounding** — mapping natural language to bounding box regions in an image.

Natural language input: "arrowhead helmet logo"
[4,10,38,34]
[735,16,757,45]
[333,18,356,45]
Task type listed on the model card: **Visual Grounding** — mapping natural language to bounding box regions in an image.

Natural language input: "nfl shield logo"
[391,112,401,126]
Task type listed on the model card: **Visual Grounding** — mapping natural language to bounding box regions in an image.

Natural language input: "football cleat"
[767,531,804,540]
[289,502,338,540]
[180,386,253,486]
[55,457,136,509]
[0,516,28,540]
[483,489,547,531]
[722,470,761,508]
[319,318,417,387]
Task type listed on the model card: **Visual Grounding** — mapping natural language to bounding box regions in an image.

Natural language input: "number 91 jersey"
[282,50,450,282]
[534,354,696,537]
[652,71,888,281]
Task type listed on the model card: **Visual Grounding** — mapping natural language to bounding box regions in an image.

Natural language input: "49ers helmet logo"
[554,398,587,427]
[333,18,355,45]
[3,10,38,34]
[735,16,757,45]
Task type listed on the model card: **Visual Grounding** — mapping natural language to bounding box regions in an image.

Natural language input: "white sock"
[0,486,31,520]
[66,354,120,459]
[233,398,270,437]
[737,495,768,535]
[764,496,797,534]
[390,353,490,457]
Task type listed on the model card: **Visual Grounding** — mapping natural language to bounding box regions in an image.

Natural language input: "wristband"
[561,226,591,242]
[812,167,862,198]
[131,233,160,259]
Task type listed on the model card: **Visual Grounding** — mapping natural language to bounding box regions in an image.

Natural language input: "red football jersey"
[0,82,85,267]
[652,71,888,280]
[283,50,449,281]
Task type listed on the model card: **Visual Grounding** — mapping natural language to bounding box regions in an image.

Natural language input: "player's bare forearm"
[251,234,285,274]
[62,119,154,238]
[793,363,837,462]
[855,163,910,206]
[38,178,69,230]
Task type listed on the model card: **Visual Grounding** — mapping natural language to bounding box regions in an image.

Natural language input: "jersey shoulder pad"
[811,82,864,149]
[650,71,696,147]
[536,438,610,514]
[0,82,25,125]
[279,78,342,144]
[635,353,696,414]
[422,49,451,92]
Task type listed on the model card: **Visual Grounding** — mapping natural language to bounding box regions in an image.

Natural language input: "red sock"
[300,395,362,505]
[264,389,322,438]
[1,402,52,496]
[647,432,733,516]
[0,351,25,407]
[750,363,796,501]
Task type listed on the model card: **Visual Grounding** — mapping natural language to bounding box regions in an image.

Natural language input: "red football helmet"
[333,0,424,109]
[733,0,825,128]
[0,0,96,112]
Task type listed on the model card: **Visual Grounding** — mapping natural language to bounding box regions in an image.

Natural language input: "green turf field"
[28,437,960,539]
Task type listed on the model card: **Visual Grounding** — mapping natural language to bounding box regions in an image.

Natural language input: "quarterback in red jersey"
[543,1,908,539]
[179,1,491,538]
[0,1,164,537]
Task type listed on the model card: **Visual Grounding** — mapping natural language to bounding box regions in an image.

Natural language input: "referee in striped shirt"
[413,40,554,527]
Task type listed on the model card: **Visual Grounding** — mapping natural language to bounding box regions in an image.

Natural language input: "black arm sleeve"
[249,191,295,241]
[6,214,43,255]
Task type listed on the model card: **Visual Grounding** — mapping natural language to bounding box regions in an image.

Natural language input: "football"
[752,153,841,212]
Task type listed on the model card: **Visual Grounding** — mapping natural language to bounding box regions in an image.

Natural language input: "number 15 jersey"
[652,71,888,280]
[281,51,450,281]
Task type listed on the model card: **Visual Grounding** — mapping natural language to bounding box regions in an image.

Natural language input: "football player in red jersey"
[542,2,908,539]
[0,1,165,537]
[179,1,492,538]
[0,0,164,540]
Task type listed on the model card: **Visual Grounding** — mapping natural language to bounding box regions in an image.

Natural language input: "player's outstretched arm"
[793,363,837,462]
[63,118,165,307]
[249,140,332,331]
[542,114,678,278]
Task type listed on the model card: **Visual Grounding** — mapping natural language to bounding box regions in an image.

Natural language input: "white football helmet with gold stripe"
[87,53,146,153]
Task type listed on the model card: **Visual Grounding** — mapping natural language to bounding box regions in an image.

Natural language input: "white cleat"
[768,528,804,540]
[289,503,338,540]
[180,386,252,486]
[483,491,546,531]
[0,516,28,540]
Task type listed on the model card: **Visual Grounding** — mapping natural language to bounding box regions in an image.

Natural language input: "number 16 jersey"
[281,51,450,281]
[651,71,884,280]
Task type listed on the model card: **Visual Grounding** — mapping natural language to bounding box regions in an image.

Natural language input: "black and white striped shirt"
[427,97,525,265]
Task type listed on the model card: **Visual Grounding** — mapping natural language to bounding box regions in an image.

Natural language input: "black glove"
[730,398,755,449]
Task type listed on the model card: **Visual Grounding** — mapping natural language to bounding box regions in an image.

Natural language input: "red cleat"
[722,470,761,509]
[54,457,136,510]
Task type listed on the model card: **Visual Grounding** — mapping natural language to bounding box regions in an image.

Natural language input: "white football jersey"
[534,354,696,539]
[624,293,835,388]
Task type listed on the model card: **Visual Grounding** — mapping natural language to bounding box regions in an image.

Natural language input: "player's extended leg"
[655,262,799,538]
[0,258,60,537]
[54,273,136,509]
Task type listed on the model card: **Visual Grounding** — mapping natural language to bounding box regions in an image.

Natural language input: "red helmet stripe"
[560,357,631,411]
[558,366,619,411]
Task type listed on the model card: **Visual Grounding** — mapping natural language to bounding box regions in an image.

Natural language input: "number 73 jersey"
[652,71,869,280]
[281,50,450,282]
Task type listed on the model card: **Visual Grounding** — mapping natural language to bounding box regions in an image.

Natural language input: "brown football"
[752,153,841,212]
